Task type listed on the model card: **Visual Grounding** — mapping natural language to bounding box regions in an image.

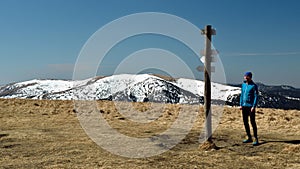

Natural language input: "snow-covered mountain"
[0,74,239,104]
[0,74,299,109]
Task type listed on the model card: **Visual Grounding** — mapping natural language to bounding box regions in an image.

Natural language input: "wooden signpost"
[200,25,216,144]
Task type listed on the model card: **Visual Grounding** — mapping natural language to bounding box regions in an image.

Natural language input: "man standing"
[240,72,259,146]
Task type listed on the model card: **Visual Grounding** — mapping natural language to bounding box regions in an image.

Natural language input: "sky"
[1,0,300,88]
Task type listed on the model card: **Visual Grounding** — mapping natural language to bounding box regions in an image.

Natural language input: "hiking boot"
[253,138,259,146]
[243,137,253,143]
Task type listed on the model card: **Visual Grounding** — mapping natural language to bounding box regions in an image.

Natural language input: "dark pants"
[242,107,257,139]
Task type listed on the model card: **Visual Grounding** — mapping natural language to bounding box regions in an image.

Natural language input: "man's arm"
[251,84,259,112]
[239,84,244,108]
[253,84,258,107]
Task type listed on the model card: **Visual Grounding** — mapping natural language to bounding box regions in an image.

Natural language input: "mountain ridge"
[0,74,299,109]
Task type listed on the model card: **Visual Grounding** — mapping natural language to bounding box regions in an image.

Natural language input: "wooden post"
[203,25,214,143]
[198,25,217,150]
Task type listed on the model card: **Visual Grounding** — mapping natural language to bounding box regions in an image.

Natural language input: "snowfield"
[0,74,240,104]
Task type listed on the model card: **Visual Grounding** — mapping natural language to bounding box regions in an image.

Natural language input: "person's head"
[244,72,252,82]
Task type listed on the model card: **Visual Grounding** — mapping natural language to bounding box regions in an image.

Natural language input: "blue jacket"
[240,81,259,107]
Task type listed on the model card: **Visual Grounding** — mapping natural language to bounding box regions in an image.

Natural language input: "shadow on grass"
[258,139,300,146]
[0,133,9,138]
[214,139,300,149]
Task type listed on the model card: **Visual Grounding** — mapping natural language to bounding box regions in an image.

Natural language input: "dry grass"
[0,99,299,168]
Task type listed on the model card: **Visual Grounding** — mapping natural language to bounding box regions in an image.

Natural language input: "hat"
[244,72,252,78]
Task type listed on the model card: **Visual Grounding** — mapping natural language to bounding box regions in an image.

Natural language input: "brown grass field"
[0,99,299,168]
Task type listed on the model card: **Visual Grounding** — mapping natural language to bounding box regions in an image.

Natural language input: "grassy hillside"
[0,99,299,168]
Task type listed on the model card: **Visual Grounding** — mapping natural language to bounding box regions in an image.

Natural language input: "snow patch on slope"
[175,78,240,101]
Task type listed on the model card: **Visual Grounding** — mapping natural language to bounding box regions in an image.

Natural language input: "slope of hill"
[228,83,300,109]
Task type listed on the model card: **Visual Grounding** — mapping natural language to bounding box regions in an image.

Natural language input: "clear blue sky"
[1,0,300,87]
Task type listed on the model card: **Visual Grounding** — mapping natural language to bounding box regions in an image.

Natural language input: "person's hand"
[251,107,255,112]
